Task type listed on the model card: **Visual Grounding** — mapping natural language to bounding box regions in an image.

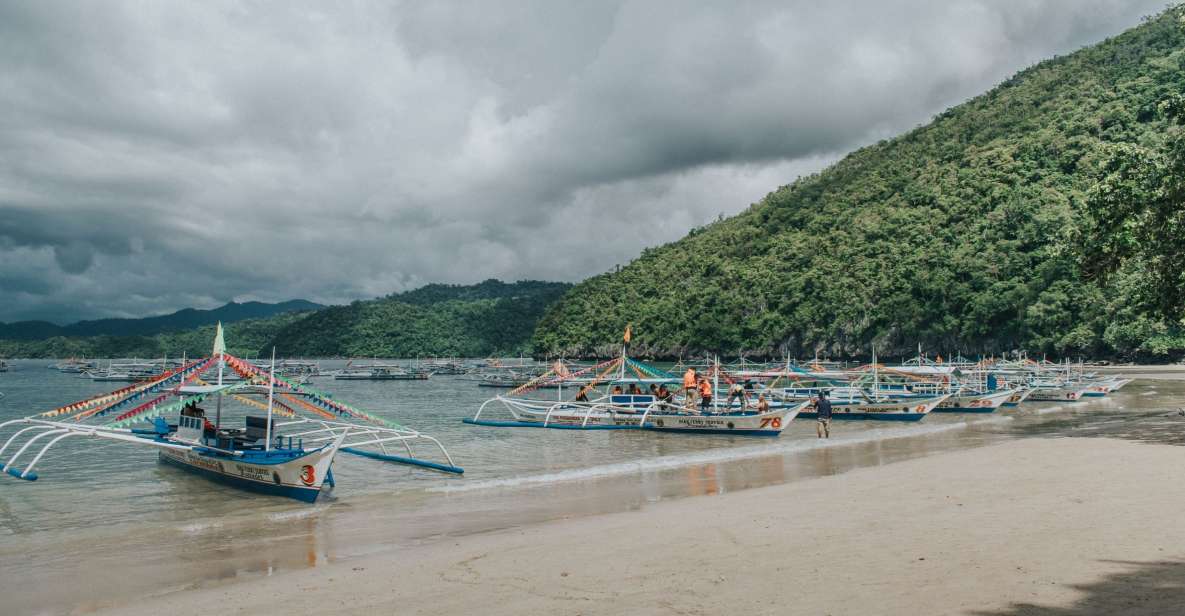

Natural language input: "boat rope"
[42,357,212,420]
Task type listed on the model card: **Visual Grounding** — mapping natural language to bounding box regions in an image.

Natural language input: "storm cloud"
[0,0,1167,323]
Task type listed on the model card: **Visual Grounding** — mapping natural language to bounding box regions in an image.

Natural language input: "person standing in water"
[815,390,832,438]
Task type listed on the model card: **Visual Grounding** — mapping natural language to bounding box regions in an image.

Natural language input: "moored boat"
[0,324,462,502]
[933,389,1019,413]
[794,394,950,421]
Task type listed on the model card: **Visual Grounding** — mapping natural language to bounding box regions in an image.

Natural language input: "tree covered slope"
[0,281,568,359]
[532,8,1185,359]
[0,300,322,340]
[264,280,571,358]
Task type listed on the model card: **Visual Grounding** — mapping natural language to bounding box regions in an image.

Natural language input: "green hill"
[0,312,310,360]
[532,8,1185,360]
[0,300,323,340]
[265,280,571,357]
[0,281,569,359]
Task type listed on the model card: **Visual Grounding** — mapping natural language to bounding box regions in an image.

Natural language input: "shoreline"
[94,436,1185,616]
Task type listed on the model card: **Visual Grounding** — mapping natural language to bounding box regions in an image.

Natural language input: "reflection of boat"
[334,363,432,380]
[0,324,462,502]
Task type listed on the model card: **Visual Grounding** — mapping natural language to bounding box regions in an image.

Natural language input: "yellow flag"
[623,324,631,344]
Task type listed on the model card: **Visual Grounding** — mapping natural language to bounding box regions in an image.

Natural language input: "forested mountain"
[0,281,568,359]
[0,300,322,340]
[532,8,1185,360]
[0,312,310,360]
[265,280,570,357]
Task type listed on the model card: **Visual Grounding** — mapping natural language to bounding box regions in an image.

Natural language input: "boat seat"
[243,416,275,443]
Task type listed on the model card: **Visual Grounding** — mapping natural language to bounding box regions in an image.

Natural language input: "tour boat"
[465,352,804,436]
[0,325,461,502]
[932,389,1019,413]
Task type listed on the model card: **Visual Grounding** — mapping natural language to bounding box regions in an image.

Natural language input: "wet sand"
[97,437,1185,616]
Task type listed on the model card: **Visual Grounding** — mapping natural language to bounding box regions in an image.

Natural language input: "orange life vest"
[683,370,697,388]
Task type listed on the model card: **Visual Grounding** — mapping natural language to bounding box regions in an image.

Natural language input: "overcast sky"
[0,0,1167,323]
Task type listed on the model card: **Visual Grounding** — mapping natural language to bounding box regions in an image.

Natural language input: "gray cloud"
[0,0,1168,323]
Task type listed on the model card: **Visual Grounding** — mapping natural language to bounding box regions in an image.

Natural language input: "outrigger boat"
[0,325,462,502]
[334,361,432,380]
[1082,377,1133,397]
[773,357,951,421]
[467,352,804,436]
[932,389,1019,413]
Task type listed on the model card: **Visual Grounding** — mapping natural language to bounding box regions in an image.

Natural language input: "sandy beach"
[91,436,1185,616]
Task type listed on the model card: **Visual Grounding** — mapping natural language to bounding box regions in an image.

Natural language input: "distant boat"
[84,361,163,382]
[50,358,98,373]
[334,363,432,381]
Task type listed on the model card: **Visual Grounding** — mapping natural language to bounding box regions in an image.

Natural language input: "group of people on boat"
[180,401,215,435]
[568,366,783,417]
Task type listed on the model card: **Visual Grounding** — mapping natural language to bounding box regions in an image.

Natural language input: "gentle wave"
[969,415,1015,425]
[429,422,971,493]
[177,521,224,534]
[266,506,328,523]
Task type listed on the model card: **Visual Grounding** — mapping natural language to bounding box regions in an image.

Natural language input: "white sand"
[99,437,1185,615]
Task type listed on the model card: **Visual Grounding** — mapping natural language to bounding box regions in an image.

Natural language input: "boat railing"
[0,418,199,481]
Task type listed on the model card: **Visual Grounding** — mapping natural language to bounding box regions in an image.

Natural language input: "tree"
[1079,95,1185,320]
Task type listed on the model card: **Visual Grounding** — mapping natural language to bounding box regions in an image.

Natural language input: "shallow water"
[1,360,1182,615]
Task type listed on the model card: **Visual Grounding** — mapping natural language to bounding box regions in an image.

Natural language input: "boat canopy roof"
[886,366,963,376]
[609,377,680,385]
[177,383,239,395]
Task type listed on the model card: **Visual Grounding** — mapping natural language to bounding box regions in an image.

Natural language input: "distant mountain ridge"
[0,281,569,358]
[0,300,324,341]
[268,280,571,357]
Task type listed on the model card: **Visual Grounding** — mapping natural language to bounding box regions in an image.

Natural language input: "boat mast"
[214,321,226,432]
[873,347,879,399]
[265,346,276,452]
[713,354,719,413]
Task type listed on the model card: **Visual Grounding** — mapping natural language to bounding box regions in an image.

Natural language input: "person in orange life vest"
[698,377,713,413]
[682,367,698,408]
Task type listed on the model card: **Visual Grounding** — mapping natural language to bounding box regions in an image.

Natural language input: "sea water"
[1,360,1182,615]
